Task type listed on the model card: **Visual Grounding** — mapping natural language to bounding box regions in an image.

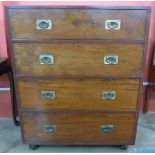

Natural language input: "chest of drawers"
[5,6,150,150]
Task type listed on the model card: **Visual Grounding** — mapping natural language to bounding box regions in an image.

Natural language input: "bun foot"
[29,144,39,150]
[119,145,128,150]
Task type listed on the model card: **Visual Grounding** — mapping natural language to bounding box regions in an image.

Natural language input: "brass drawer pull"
[102,91,116,100]
[39,55,54,64]
[100,125,114,133]
[36,19,52,30]
[104,55,118,64]
[44,125,57,133]
[41,91,56,99]
[105,20,121,30]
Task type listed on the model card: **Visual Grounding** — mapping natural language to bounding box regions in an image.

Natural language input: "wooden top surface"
[6,6,151,10]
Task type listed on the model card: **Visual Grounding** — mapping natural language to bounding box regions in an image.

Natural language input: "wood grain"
[13,43,144,77]
[5,6,150,146]
[17,79,139,111]
[8,9,147,40]
[22,112,136,145]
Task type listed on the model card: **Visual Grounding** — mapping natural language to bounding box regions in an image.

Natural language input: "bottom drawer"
[22,112,136,145]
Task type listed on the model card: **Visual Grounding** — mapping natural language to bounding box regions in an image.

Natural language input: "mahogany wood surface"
[5,6,150,146]
[143,43,155,112]
[13,43,144,77]
[22,112,136,145]
[18,79,139,111]
[8,9,147,40]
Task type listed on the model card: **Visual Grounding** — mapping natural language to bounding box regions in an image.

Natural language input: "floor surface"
[0,113,155,153]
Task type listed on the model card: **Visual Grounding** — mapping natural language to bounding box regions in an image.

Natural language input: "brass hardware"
[100,125,113,133]
[36,19,52,30]
[104,55,118,64]
[105,20,121,30]
[102,91,116,100]
[39,55,54,64]
[44,125,57,133]
[41,91,56,99]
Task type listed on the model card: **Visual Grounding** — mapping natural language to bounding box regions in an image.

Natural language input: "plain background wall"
[0,1,155,117]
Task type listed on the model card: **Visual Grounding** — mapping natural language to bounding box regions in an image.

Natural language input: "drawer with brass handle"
[13,43,143,77]
[17,79,139,111]
[22,112,136,145]
[8,8,147,40]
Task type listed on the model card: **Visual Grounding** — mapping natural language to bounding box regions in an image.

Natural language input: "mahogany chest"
[5,6,150,150]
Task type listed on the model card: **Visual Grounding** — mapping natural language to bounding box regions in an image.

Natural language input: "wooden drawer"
[22,112,136,145]
[18,79,139,111]
[13,43,144,77]
[8,8,147,40]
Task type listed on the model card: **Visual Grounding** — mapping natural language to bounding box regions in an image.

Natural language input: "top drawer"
[7,8,148,40]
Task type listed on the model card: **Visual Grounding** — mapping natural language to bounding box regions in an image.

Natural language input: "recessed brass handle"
[44,125,57,133]
[41,91,56,100]
[36,19,52,30]
[104,55,118,64]
[102,91,116,100]
[100,125,113,133]
[39,55,54,64]
[105,20,121,30]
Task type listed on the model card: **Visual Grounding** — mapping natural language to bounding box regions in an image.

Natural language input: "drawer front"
[18,79,139,111]
[8,9,147,40]
[22,112,136,145]
[13,43,144,77]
